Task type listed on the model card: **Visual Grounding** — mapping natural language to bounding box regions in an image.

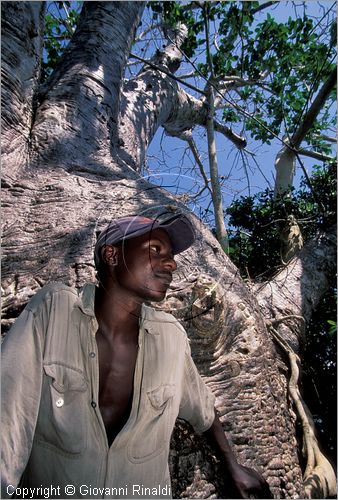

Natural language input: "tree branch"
[214,121,247,149]
[134,22,162,42]
[185,135,212,195]
[213,75,274,97]
[149,21,300,156]
[291,68,337,148]
[204,4,228,252]
[274,67,337,195]
[252,1,278,15]
[313,133,336,143]
[297,148,334,162]
[119,24,194,171]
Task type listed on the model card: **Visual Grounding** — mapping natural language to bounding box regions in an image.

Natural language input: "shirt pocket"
[127,384,176,463]
[35,363,89,455]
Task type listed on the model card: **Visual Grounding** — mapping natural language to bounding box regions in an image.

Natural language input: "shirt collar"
[140,305,160,335]
[77,283,97,317]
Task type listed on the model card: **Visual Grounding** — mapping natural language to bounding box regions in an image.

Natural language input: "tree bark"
[31,1,145,170]
[1,3,336,498]
[256,225,337,337]
[205,84,229,252]
[1,1,45,178]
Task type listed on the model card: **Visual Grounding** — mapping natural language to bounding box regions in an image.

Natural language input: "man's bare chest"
[96,332,139,445]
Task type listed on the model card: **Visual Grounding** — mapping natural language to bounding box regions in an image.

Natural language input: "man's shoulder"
[26,282,79,313]
[142,305,187,339]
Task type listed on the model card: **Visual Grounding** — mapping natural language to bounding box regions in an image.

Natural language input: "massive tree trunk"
[1,3,336,499]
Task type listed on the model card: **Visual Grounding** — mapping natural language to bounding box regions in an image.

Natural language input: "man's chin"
[145,288,168,303]
[149,292,167,303]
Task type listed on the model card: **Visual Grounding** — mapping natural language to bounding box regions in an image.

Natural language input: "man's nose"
[163,255,177,272]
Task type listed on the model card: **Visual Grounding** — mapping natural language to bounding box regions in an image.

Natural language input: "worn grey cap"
[94,214,195,267]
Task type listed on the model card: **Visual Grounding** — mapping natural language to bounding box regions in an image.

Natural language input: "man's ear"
[101,245,119,267]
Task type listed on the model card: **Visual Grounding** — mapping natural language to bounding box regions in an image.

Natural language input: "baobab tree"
[1,2,336,498]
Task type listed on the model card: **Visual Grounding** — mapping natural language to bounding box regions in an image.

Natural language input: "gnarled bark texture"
[1,2,336,498]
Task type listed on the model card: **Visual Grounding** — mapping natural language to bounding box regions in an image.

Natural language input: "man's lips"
[154,272,172,286]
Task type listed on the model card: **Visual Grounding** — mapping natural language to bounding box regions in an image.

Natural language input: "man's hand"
[224,461,273,499]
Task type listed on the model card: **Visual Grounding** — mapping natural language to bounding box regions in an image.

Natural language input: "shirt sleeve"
[178,336,215,434]
[1,298,47,497]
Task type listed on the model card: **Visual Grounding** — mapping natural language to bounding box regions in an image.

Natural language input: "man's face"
[114,228,177,302]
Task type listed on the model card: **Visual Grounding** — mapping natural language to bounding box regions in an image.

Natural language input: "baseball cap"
[94,214,195,267]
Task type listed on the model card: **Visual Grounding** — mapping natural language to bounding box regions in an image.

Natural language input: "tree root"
[269,325,337,498]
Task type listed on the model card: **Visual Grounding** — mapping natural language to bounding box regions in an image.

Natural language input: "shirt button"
[91,401,97,408]
[56,398,64,408]
[89,352,96,358]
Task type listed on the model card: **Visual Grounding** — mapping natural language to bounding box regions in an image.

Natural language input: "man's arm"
[1,302,45,497]
[204,409,273,499]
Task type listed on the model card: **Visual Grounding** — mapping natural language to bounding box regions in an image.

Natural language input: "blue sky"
[139,1,336,226]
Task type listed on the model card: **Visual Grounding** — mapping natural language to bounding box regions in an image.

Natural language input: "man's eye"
[150,245,160,253]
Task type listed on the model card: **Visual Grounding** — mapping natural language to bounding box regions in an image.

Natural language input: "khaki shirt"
[2,283,215,499]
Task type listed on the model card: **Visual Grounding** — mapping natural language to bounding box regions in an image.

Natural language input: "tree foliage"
[226,162,336,279]
[151,1,336,148]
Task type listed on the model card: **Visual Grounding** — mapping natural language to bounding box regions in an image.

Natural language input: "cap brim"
[158,214,195,254]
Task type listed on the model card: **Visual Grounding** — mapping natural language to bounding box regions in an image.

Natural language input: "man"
[2,214,272,499]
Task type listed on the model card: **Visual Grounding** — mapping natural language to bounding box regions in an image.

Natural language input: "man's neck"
[94,283,142,340]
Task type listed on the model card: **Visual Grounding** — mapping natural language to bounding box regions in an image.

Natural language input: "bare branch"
[185,135,212,195]
[204,4,228,252]
[214,121,247,149]
[252,1,278,14]
[297,148,334,162]
[214,74,270,89]
[134,29,295,155]
[312,133,336,143]
[176,71,198,80]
